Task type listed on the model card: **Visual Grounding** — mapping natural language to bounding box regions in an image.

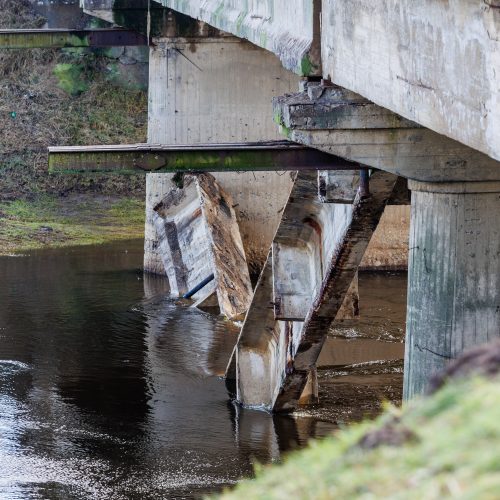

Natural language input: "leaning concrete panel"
[161,0,321,75]
[321,0,500,161]
[153,176,215,298]
[196,173,253,320]
[153,173,253,320]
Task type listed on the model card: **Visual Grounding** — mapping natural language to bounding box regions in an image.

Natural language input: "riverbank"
[0,193,144,254]
[0,0,148,256]
[218,374,500,499]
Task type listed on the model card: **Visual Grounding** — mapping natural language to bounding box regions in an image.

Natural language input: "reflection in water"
[0,241,336,499]
[313,272,407,423]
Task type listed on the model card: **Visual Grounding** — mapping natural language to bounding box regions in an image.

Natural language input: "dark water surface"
[0,241,407,499]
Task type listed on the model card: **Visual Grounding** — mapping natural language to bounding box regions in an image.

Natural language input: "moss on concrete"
[218,376,500,499]
[54,63,89,95]
[299,54,316,77]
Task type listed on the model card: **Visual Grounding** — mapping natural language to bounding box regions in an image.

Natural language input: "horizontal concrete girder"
[160,0,321,76]
[321,0,500,162]
[48,141,359,174]
[0,29,148,49]
[274,84,500,183]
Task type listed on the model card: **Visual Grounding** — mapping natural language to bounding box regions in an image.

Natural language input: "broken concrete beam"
[153,173,252,320]
[0,28,147,49]
[271,171,357,322]
[197,173,253,320]
[235,253,312,408]
[144,173,175,276]
[153,176,212,297]
[231,170,364,411]
[273,85,500,183]
[273,170,398,411]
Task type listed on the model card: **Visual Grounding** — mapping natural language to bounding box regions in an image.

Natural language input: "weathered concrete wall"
[145,37,299,274]
[321,0,500,162]
[161,0,321,75]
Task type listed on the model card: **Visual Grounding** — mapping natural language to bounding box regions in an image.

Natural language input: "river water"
[0,240,406,499]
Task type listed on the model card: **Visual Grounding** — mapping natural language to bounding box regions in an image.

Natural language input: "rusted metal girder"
[0,29,148,49]
[48,141,361,174]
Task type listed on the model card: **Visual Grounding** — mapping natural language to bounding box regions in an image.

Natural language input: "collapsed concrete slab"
[153,173,252,320]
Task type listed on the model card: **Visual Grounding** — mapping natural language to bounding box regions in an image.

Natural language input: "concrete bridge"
[4,0,499,411]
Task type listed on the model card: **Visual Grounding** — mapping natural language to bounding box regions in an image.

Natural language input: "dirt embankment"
[0,0,149,253]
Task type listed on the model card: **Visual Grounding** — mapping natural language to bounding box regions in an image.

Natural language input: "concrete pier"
[144,33,299,276]
[404,181,500,398]
[274,81,500,401]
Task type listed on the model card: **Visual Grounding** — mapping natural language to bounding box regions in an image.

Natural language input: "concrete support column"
[404,181,500,399]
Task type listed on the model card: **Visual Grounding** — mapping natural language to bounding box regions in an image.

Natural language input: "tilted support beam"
[228,169,398,411]
[48,141,360,174]
[0,29,148,49]
[274,170,398,410]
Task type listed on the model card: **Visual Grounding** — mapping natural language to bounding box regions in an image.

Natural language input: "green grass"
[0,195,145,254]
[217,376,500,499]
[107,199,146,225]
[1,196,61,222]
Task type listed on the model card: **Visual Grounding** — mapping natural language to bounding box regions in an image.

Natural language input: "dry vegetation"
[0,0,148,199]
[0,0,149,252]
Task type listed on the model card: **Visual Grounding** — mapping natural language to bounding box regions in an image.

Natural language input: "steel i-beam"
[0,29,148,49]
[48,141,361,174]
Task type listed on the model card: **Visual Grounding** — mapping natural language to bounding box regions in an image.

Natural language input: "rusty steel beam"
[0,29,148,49]
[48,141,361,174]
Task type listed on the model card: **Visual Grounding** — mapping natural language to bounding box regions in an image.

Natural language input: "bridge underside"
[29,1,500,410]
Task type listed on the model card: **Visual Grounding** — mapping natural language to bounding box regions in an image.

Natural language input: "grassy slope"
[218,376,500,499]
[0,0,148,252]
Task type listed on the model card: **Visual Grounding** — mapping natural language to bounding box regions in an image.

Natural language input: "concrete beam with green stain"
[0,29,148,49]
[48,142,359,174]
